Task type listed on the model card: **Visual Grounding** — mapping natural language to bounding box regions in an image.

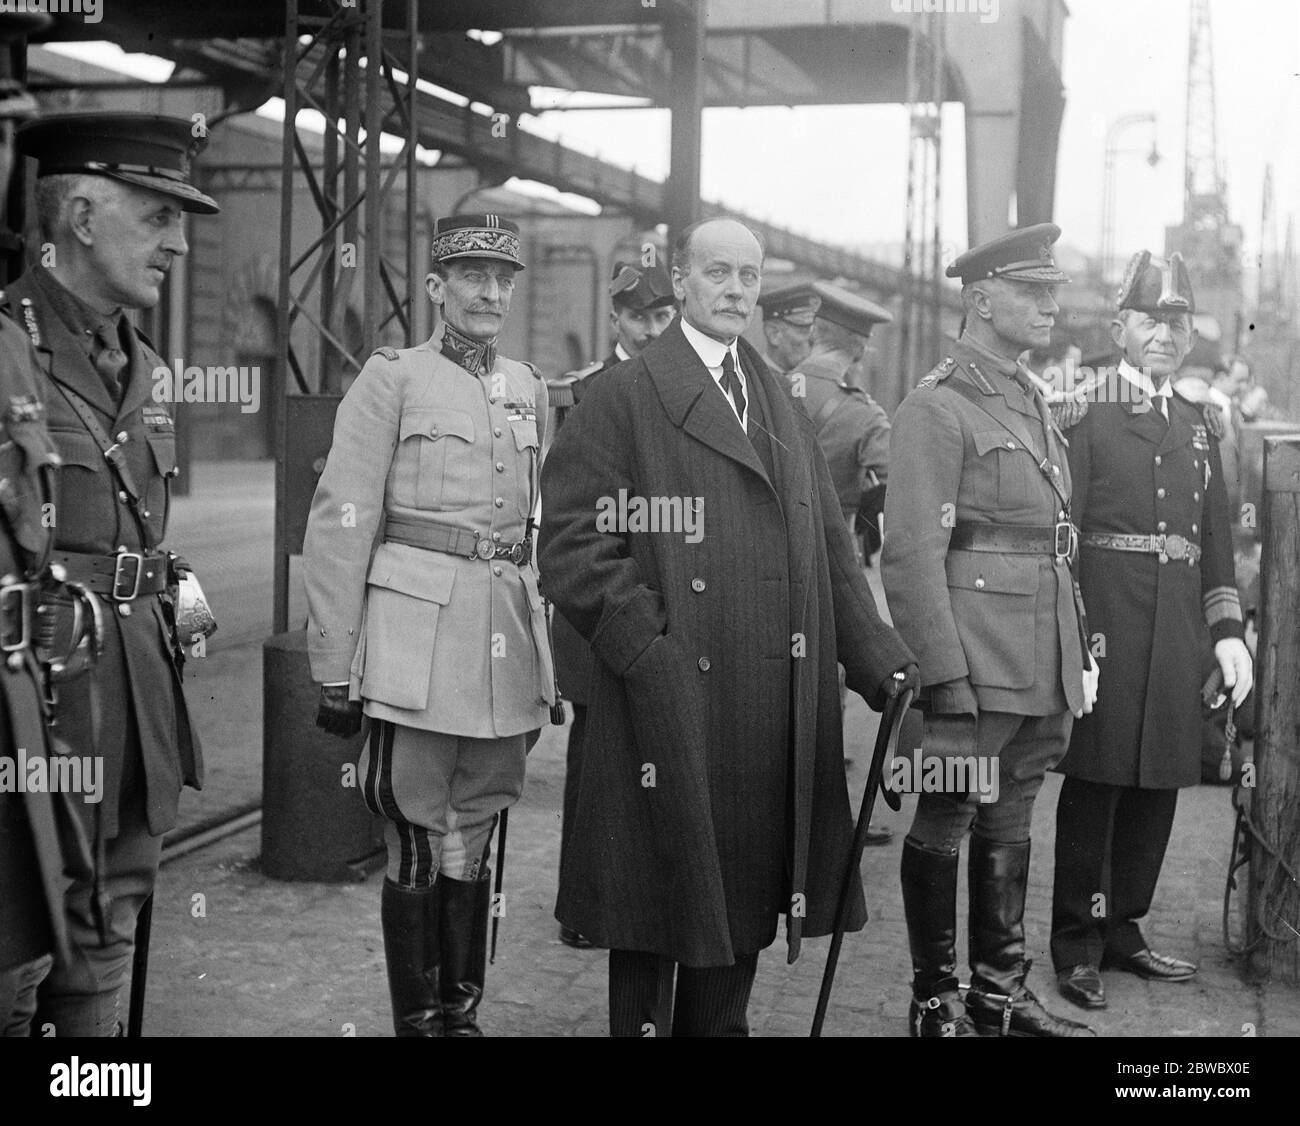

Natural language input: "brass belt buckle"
[1157,533,1189,564]
[0,580,32,652]
[112,550,144,600]
[473,535,495,562]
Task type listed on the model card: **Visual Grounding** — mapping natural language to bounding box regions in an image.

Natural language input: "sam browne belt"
[384,516,533,566]
[951,521,1077,563]
[1079,532,1201,566]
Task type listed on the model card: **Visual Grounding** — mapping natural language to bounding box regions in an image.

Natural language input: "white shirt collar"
[680,317,748,428]
[614,341,632,362]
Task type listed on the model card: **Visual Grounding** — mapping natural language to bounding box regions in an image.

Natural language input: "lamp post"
[1100,113,1161,287]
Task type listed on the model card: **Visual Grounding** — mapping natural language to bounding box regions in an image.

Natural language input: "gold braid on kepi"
[430,213,525,270]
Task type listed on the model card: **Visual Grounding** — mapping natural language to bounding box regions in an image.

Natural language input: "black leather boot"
[900,838,978,1038]
[440,872,491,1037]
[380,879,443,1037]
[965,837,1094,1037]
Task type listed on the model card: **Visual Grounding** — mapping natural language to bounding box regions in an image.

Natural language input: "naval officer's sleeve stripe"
[1203,586,1243,625]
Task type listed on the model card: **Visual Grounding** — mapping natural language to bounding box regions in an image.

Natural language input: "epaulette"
[916,355,956,390]
[372,345,399,361]
[546,381,575,409]
[838,381,866,396]
[1202,401,1225,440]
[1050,396,1089,431]
[522,360,543,381]
[564,359,604,382]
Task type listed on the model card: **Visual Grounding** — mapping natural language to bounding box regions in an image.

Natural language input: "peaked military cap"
[0,11,46,120]
[609,261,674,310]
[758,283,820,325]
[946,222,1070,285]
[810,281,893,337]
[1116,249,1195,315]
[17,112,220,214]
[431,212,525,269]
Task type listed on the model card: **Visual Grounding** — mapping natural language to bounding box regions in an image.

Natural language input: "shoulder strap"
[50,380,157,550]
[792,372,850,434]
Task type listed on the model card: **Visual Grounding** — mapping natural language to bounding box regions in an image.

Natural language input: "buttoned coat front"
[304,328,554,738]
[882,338,1085,717]
[1057,375,1243,789]
[538,320,913,967]
[6,266,201,839]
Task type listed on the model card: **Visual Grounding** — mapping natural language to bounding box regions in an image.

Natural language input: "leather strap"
[52,549,169,600]
[951,521,1076,559]
[384,517,532,565]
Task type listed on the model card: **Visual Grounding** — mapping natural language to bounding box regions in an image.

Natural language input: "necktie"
[93,319,130,401]
[721,350,746,423]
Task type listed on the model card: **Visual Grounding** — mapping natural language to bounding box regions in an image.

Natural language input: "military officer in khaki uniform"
[757,284,818,376]
[9,112,216,1037]
[547,260,674,949]
[304,214,553,1037]
[1050,252,1252,1011]
[882,224,1097,1038]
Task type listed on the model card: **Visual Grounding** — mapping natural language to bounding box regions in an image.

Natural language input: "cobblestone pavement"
[142,461,1298,1038]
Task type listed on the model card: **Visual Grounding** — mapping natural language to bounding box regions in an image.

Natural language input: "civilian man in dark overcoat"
[539,217,916,1036]
[882,224,1096,1038]
[1050,251,1252,1011]
[547,261,674,949]
[8,113,215,1036]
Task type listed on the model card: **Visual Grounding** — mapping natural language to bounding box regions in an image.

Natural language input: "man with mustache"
[882,224,1097,1037]
[540,216,917,1036]
[547,259,675,949]
[6,113,217,1036]
[1050,251,1252,1011]
[305,214,554,1036]
[757,283,818,376]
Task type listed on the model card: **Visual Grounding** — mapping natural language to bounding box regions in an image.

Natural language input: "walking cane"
[489,808,507,964]
[811,685,912,1037]
[127,894,154,1037]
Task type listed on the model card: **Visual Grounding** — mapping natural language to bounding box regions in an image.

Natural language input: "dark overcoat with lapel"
[549,351,618,708]
[6,266,201,839]
[1057,372,1244,789]
[538,319,913,967]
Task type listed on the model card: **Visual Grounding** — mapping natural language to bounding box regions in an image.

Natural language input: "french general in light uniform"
[9,112,216,1037]
[1050,251,1252,1012]
[546,260,674,950]
[882,224,1097,1038]
[304,214,553,1037]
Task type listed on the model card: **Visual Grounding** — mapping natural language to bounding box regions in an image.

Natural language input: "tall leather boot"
[900,838,978,1037]
[380,879,443,1037]
[964,836,1094,1037]
[440,871,491,1037]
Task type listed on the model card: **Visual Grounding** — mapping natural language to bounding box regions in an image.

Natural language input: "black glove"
[885,662,920,701]
[316,684,363,738]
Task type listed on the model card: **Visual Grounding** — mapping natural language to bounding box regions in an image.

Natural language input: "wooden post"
[1247,434,1300,984]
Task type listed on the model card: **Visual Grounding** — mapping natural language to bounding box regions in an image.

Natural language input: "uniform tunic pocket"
[945,549,1040,689]
[397,407,475,509]
[970,427,1035,510]
[360,542,456,710]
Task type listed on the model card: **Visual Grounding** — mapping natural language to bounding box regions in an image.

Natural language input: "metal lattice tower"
[897,10,946,396]
[1183,0,1226,231]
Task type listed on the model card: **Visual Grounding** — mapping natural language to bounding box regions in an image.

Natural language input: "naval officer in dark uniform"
[882,224,1097,1037]
[547,260,674,948]
[9,112,217,1037]
[1050,251,1252,1011]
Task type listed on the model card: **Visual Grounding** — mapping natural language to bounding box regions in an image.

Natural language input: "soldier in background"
[757,284,818,376]
[788,282,893,563]
[548,260,674,948]
[0,7,94,1038]
[1050,251,1252,1011]
[305,214,554,1036]
[9,111,218,1037]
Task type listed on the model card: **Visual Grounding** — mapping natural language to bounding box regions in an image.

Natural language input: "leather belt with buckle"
[385,517,533,567]
[50,550,170,601]
[951,521,1077,563]
[1080,532,1202,566]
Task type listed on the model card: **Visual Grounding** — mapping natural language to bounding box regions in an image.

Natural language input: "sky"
[47,0,1300,279]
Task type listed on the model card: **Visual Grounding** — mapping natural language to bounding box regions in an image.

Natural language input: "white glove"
[1077,652,1100,718]
[1214,637,1254,708]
